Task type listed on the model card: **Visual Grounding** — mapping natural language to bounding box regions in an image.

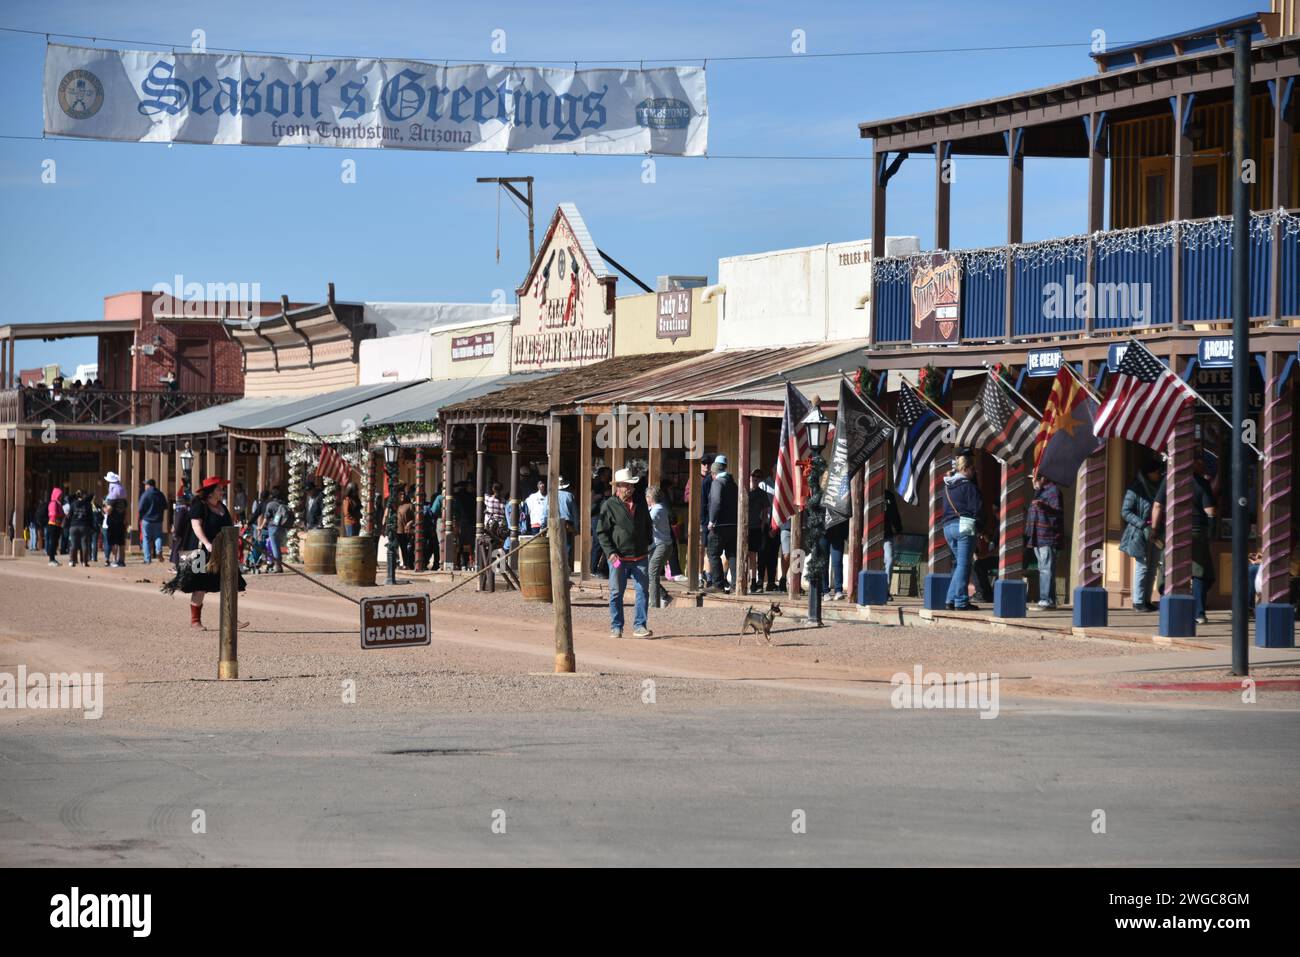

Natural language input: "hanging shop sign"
[911,254,961,344]
[44,43,708,156]
[360,595,431,650]
[451,332,495,362]
[1106,342,1130,373]
[234,439,284,455]
[1026,348,1064,377]
[513,206,613,371]
[1198,337,1234,368]
[656,289,692,341]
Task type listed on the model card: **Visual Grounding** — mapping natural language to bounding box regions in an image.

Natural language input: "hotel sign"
[911,255,961,344]
[656,289,692,341]
[452,332,495,362]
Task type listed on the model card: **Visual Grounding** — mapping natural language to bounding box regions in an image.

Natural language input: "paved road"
[3,699,1297,866]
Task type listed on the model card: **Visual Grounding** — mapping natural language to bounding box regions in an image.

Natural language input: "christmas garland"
[916,362,943,406]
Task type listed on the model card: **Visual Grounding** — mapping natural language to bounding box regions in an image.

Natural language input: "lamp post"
[800,401,831,626]
[383,430,400,586]
[180,441,194,490]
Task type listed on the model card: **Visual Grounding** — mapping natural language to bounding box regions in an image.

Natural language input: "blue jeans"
[608,558,649,632]
[140,519,163,563]
[828,539,845,593]
[943,521,975,608]
[1034,545,1057,606]
[1192,577,1207,619]
[1133,558,1154,608]
[267,527,284,562]
[883,539,895,586]
[344,524,360,537]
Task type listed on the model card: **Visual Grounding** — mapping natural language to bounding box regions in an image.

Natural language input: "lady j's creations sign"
[44,43,708,156]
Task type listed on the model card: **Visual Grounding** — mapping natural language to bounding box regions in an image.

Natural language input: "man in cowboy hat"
[596,467,653,638]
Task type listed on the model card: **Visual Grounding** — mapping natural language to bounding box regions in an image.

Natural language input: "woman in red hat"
[177,476,238,629]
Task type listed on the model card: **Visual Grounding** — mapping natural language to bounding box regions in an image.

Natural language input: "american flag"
[317,440,353,487]
[892,385,946,506]
[770,380,812,532]
[1095,340,1195,450]
[955,372,1040,464]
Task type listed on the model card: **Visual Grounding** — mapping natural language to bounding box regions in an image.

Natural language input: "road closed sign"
[359,595,431,650]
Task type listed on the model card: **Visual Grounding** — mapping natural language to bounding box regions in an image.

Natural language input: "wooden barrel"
[336,534,377,586]
[303,528,338,575]
[518,536,552,602]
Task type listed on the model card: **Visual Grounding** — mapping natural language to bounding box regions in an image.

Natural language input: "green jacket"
[596,494,653,561]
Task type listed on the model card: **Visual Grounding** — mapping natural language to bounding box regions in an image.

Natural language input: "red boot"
[190,604,203,630]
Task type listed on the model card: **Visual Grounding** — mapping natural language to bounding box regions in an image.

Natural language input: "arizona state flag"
[1033,366,1104,486]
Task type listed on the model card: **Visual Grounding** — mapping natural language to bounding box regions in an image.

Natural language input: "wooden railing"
[0,389,241,427]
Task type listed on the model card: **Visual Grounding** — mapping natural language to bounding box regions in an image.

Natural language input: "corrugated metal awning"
[119,396,282,438]
[220,380,420,433]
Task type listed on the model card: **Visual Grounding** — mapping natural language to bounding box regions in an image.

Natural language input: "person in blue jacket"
[940,452,983,611]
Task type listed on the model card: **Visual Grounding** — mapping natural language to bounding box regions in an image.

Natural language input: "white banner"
[44,43,707,155]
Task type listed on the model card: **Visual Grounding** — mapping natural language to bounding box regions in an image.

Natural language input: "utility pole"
[476,176,536,265]
[1230,26,1251,676]
[548,414,575,673]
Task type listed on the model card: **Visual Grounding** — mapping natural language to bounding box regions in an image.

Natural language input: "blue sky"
[0,0,1239,374]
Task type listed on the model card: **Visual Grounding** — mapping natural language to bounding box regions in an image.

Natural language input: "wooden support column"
[158,448,171,538]
[735,411,751,595]
[934,140,951,251]
[1260,352,1294,605]
[579,413,593,581]
[256,440,266,500]
[0,438,10,542]
[686,412,701,593]
[118,446,132,548]
[506,428,519,567]
[440,444,452,568]
[474,424,486,568]
[1270,78,1294,325]
[997,456,1028,581]
[1172,93,1195,221]
[131,444,144,553]
[1006,127,1024,245]
[204,447,217,484]
[608,406,625,474]
[414,447,426,571]
[1086,113,1107,234]
[646,407,662,492]
[13,431,25,554]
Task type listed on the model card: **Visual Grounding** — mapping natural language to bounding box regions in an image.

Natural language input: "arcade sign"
[1198,336,1234,368]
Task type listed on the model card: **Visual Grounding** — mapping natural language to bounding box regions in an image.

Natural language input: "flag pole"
[844,372,897,429]
[981,362,1043,418]
[1061,358,1105,404]
[1126,338,1264,460]
[899,376,960,425]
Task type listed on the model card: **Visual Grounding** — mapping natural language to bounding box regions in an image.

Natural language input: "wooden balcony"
[0,388,241,429]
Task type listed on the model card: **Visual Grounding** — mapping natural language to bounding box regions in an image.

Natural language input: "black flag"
[824,377,893,529]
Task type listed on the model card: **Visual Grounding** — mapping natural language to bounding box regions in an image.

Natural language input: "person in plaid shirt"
[1026,474,1064,609]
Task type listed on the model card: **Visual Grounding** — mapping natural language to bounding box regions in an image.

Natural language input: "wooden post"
[1006,127,1023,245]
[1077,362,1108,590]
[1270,79,1294,325]
[929,451,953,574]
[158,448,171,538]
[736,411,751,594]
[256,440,266,499]
[204,447,217,484]
[217,526,238,680]
[474,424,486,560]
[12,431,24,555]
[579,413,593,582]
[864,445,887,571]
[1163,405,1196,599]
[414,447,425,571]
[441,444,452,569]
[686,412,701,592]
[548,415,575,673]
[646,407,662,493]
[0,438,10,544]
[870,149,887,346]
[507,433,519,572]
[131,444,144,554]
[1172,93,1194,221]
[934,140,951,251]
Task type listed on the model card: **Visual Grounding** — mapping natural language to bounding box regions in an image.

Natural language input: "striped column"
[998,456,1027,579]
[864,446,887,570]
[1077,400,1108,589]
[1163,406,1195,596]
[414,447,425,571]
[928,451,953,574]
[1261,367,1293,605]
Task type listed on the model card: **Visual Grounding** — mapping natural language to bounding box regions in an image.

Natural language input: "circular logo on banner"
[58,70,104,119]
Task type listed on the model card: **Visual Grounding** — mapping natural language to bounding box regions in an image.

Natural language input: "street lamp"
[800,401,831,626]
[383,430,400,586]
[180,442,194,491]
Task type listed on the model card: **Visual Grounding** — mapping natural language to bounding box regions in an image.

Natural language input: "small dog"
[740,602,783,644]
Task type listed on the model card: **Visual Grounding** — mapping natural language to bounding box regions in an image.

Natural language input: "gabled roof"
[517,202,613,294]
